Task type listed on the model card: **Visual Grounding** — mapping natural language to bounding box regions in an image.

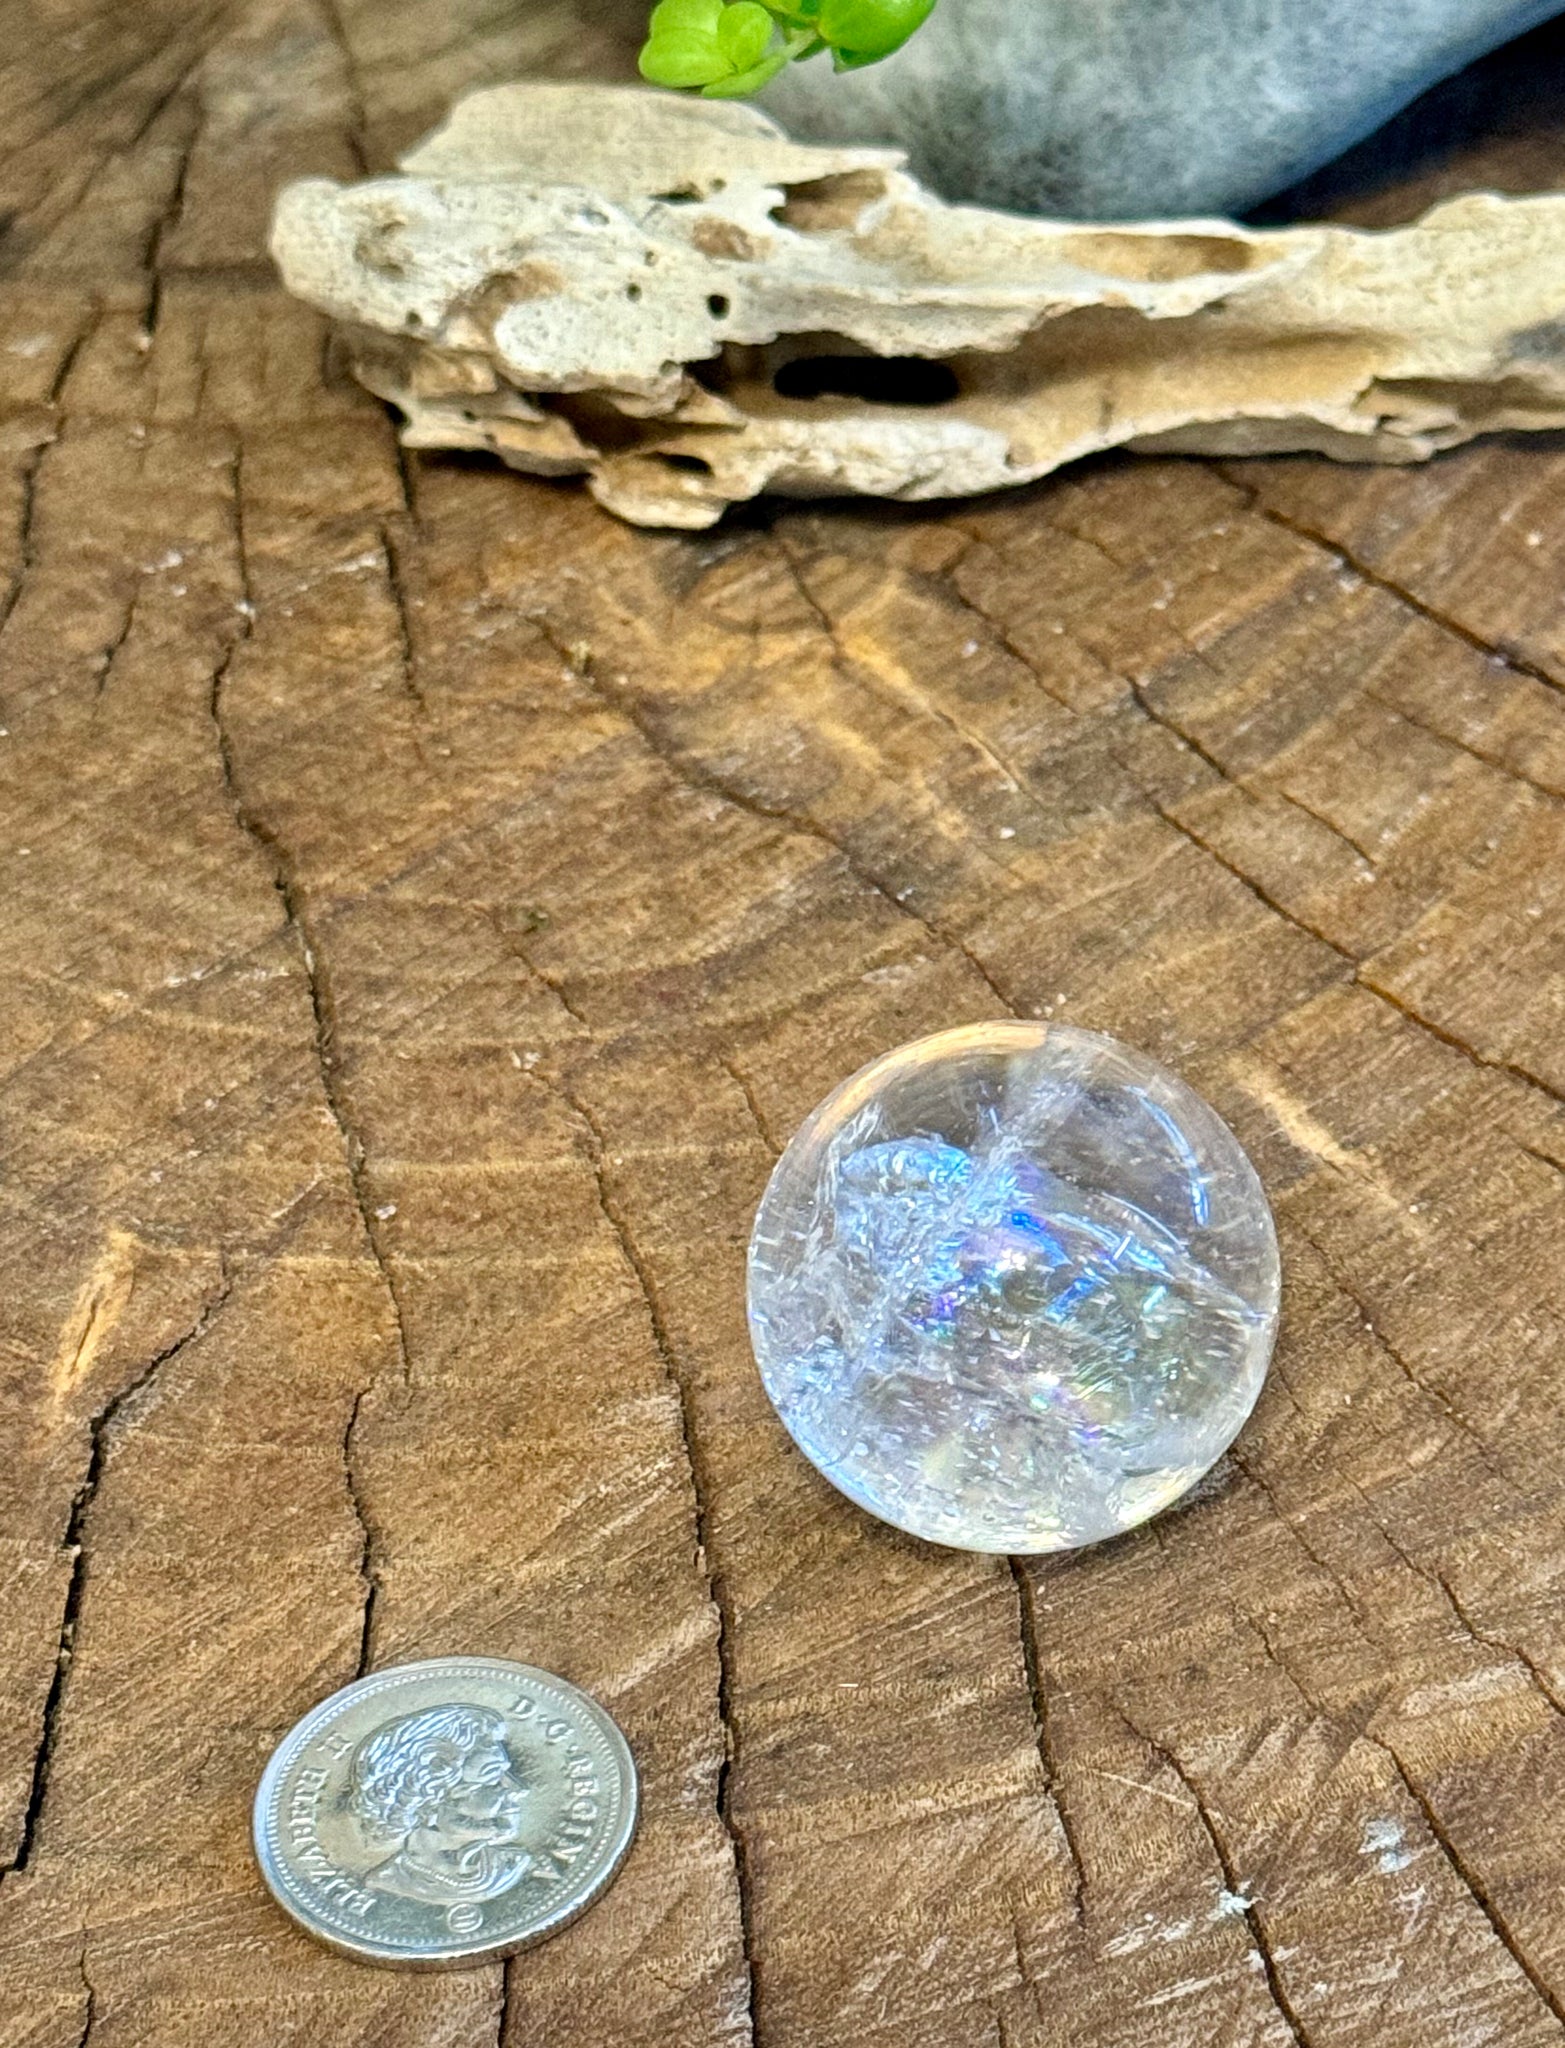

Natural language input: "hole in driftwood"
[771,169,890,233]
[534,396,721,479]
[708,293,730,319]
[773,353,960,405]
[353,213,410,277]
[541,391,660,453]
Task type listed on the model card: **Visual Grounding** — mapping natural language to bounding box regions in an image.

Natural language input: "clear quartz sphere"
[747,1023,1280,1553]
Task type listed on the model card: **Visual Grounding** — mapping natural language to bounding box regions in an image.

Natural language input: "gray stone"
[761,0,1561,217]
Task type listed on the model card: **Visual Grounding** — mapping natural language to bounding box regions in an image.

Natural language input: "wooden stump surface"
[5,4,1565,2044]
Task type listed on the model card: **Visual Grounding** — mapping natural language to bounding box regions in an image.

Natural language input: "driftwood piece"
[7,4,1565,2046]
[270,82,1565,527]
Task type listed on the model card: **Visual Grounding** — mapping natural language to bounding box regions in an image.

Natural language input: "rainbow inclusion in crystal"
[747,1023,1279,1552]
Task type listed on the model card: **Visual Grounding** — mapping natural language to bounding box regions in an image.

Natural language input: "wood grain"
[3,3,1565,2043]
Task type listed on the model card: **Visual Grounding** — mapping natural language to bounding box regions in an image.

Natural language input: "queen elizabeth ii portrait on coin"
[348,1703,534,1908]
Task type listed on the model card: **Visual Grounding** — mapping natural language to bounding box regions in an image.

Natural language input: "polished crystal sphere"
[747,1023,1279,1552]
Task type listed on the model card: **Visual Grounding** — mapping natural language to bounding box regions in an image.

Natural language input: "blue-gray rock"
[761,0,1562,218]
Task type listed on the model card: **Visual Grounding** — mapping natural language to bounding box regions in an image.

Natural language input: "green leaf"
[639,28,731,84]
[715,0,775,69]
[702,48,789,94]
[648,0,724,30]
[640,0,930,96]
[817,0,935,61]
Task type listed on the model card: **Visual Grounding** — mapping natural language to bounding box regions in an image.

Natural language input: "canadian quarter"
[253,1656,638,1967]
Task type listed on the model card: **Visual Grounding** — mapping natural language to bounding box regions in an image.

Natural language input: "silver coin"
[253,1656,638,1968]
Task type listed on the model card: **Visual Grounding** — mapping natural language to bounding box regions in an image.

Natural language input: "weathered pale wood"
[4,4,1565,2045]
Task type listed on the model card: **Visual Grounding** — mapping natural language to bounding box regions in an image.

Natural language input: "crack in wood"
[1126,648,1385,866]
[1515,1138,1565,1185]
[1106,706,1565,1124]
[92,589,139,700]
[1212,1441,1565,2015]
[1363,686,1565,807]
[939,511,1565,1129]
[914,530,1391,974]
[315,0,371,175]
[10,11,206,190]
[947,535,1386,869]
[484,904,590,1030]
[1226,1444,1384,1645]
[1,1263,232,1883]
[141,77,199,342]
[1206,1519,1565,2036]
[342,1380,380,1679]
[1129,772,1358,965]
[391,438,418,523]
[377,517,431,724]
[1343,1515,1565,1736]
[1290,1218,1513,1487]
[117,8,222,158]
[1433,1573,1565,1726]
[1223,472,1565,702]
[934,529,1098,715]
[1376,1739,1565,2030]
[1008,1558,1087,1932]
[1355,967,1565,1113]
[557,1079,759,2045]
[0,313,97,657]
[719,1053,779,1158]
[526,610,1022,1020]
[1271,783,1382,871]
[205,742,408,1662]
[1206,1508,1565,2032]
[1118,1712,1312,2048]
[208,442,411,1683]
[74,1935,95,2048]
[494,1952,514,2047]
[775,533,1041,807]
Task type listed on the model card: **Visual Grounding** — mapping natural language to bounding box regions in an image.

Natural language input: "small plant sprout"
[639,0,938,98]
